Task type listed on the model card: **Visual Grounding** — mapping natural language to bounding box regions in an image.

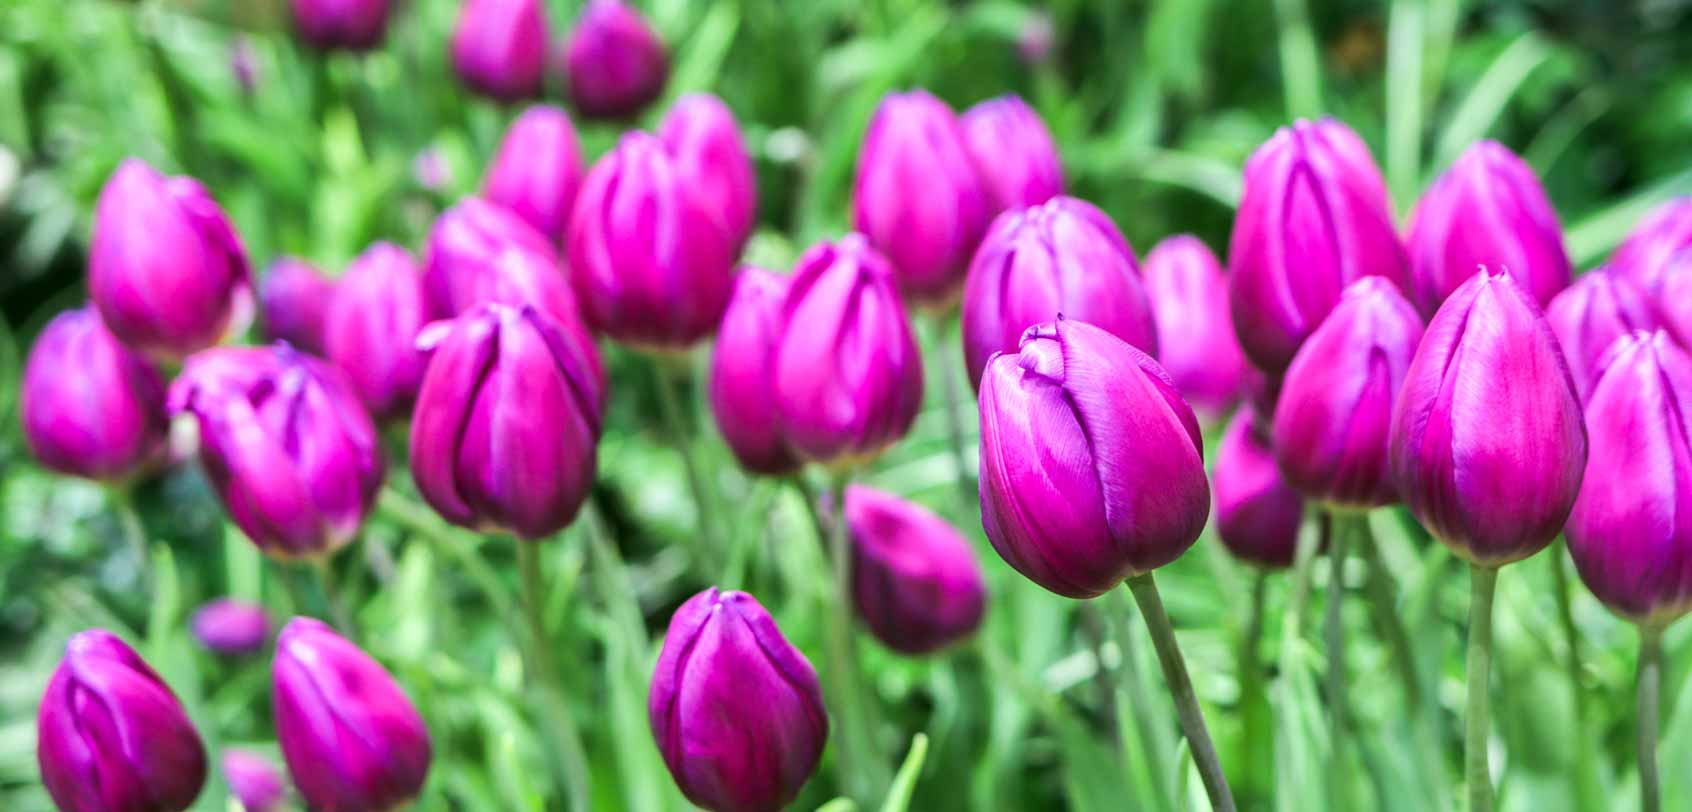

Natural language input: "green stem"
[309,558,356,640]
[516,540,593,812]
[1550,543,1603,812]
[110,487,153,597]
[650,360,723,572]
[1324,511,1350,808]
[818,471,886,803]
[1108,596,1174,810]
[1638,624,1663,812]
[375,488,518,624]
[1236,569,1272,802]
[1466,564,1498,812]
[930,313,976,516]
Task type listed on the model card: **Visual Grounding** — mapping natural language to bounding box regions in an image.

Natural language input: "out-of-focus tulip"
[89,159,252,359]
[960,196,1156,389]
[844,484,986,653]
[273,618,431,812]
[773,235,923,466]
[1608,197,1692,295]
[37,630,207,812]
[290,0,390,51]
[659,93,757,249]
[960,95,1063,214]
[1215,407,1303,569]
[231,37,259,96]
[1228,118,1407,373]
[709,268,799,475]
[323,242,428,419]
[1545,271,1659,399]
[1016,10,1055,65]
[564,0,668,120]
[1655,262,1692,349]
[853,90,992,305]
[483,105,583,240]
[20,306,167,481]
[1390,269,1586,566]
[190,598,270,656]
[450,0,547,102]
[567,131,736,350]
[1142,235,1248,416]
[978,318,1209,598]
[414,148,451,192]
[259,258,334,353]
[170,345,384,559]
[649,588,827,812]
[223,750,286,812]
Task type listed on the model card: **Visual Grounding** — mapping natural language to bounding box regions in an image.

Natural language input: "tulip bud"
[1215,407,1303,569]
[324,242,429,419]
[1390,269,1587,566]
[290,0,390,51]
[450,0,548,102]
[1607,197,1692,295]
[190,598,270,656]
[978,318,1209,598]
[564,0,668,120]
[1545,271,1659,399]
[20,306,168,481]
[649,588,827,812]
[1659,261,1692,349]
[259,258,334,354]
[414,148,451,192]
[223,750,287,812]
[567,132,736,350]
[960,95,1063,214]
[483,105,583,240]
[960,196,1157,389]
[37,630,207,812]
[853,90,993,304]
[659,93,757,249]
[709,268,799,475]
[170,345,384,558]
[774,235,923,466]
[1229,118,1408,373]
[1017,10,1055,65]
[273,618,431,812]
[89,159,253,359]
[231,37,259,96]
[1142,235,1248,416]
[845,484,987,653]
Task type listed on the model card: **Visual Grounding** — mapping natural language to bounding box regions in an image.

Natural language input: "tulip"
[960,94,1063,214]
[89,159,253,359]
[414,148,451,192]
[1608,197,1692,295]
[1017,10,1055,65]
[170,345,384,559]
[1228,118,1408,373]
[960,196,1156,389]
[222,750,287,812]
[1142,235,1248,416]
[567,131,737,350]
[37,629,207,812]
[649,588,827,812]
[190,598,270,656]
[273,618,431,812]
[1215,407,1303,569]
[1545,271,1660,399]
[290,0,390,51]
[259,258,334,353]
[853,90,992,304]
[20,306,168,481]
[563,0,668,119]
[709,267,799,475]
[450,0,547,102]
[1655,261,1692,349]
[659,93,757,249]
[323,242,429,419]
[482,105,583,240]
[844,484,987,653]
[231,37,259,96]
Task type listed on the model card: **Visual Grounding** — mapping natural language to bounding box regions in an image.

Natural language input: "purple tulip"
[773,234,923,465]
[290,0,390,51]
[20,306,167,481]
[323,242,429,420]
[960,95,1063,214]
[170,345,384,559]
[563,0,668,120]
[273,618,431,812]
[37,630,207,812]
[259,258,334,354]
[450,0,548,102]
[845,484,987,653]
[1141,235,1248,416]
[853,90,993,305]
[1016,10,1055,65]
[978,318,1209,598]
[1215,407,1303,569]
[567,131,737,350]
[659,92,757,249]
[483,105,583,240]
[1608,197,1692,295]
[1545,271,1660,399]
[649,588,827,812]
[709,267,799,475]
[1228,118,1408,373]
[223,750,287,812]
[1389,269,1587,566]
[424,196,568,320]
[231,37,259,96]
[190,598,270,656]
[89,159,253,360]
[413,148,452,192]
[1660,262,1692,349]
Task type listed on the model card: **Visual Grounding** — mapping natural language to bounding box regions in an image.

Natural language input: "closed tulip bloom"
[20,306,167,481]
[960,94,1063,214]
[709,268,799,475]
[37,630,207,812]
[978,318,1210,598]
[190,598,270,656]
[273,618,431,812]
[290,0,390,50]
[1141,235,1248,415]
[659,93,757,249]
[649,588,827,812]
[853,90,993,304]
[483,105,584,239]
[1390,269,1587,566]
[845,484,987,653]
[1608,197,1692,295]
[1229,118,1408,373]
[424,197,567,319]
[564,0,668,119]
[773,235,923,465]
[222,750,286,812]
[1215,407,1304,569]
[324,242,429,419]
[450,0,547,102]
[1545,271,1659,398]
[259,258,334,353]
[89,159,253,359]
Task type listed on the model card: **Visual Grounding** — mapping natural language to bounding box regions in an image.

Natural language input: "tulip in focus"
[845,484,987,653]
[20,306,168,481]
[223,750,287,812]
[324,242,429,419]
[290,0,390,51]
[564,0,668,120]
[1141,235,1248,416]
[960,94,1064,214]
[1545,271,1660,398]
[1608,197,1692,295]
[450,0,548,102]
[1215,407,1303,569]
[259,258,335,353]
[483,105,584,239]
[191,598,270,656]
[709,267,799,475]
[660,92,757,249]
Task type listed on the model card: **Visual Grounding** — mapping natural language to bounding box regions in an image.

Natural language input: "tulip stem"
[309,558,356,641]
[516,540,593,812]
[1550,541,1603,812]
[1125,572,1237,812]
[930,313,976,515]
[1324,513,1350,807]
[821,472,887,804]
[1235,568,1273,803]
[650,360,724,573]
[110,487,153,597]
[1465,563,1498,812]
[1638,623,1664,812]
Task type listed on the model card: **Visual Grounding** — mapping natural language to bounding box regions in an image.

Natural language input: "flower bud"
[1229,118,1408,373]
[1215,407,1303,569]
[290,0,390,51]
[659,93,757,249]
[978,318,1209,598]
[960,95,1063,214]
[324,242,428,419]
[1390,269,1586,566]
[709,268,799,475]
[564,0,668,119]
[1607,197,1692,295]
[774,235,923,466]
[567,131,736,350]
[853,90,993,304]
[37,630,207,812]
[21,306,167,481]
[273,618,431,812]
[1545,271,1659,399]
[170,345,384,559]
[845,484,987,653]
[450,0,548,102]
[259,258,334,353]
[223,750,287,812]
[1017,11,1055,65]
[190,598,270,656]
[1659,261,1692,349]
[484,105,584,240]
[1142,235,1248,416]
[231,37,259,96]
[649,588,827,812]
[960,196,1156,389]
[89,159,253,359]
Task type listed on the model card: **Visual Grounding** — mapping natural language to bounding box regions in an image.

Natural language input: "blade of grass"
[1431,33,1551,171]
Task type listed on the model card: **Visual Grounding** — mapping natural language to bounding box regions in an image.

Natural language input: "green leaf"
[879,733,931,812]
[1432,33,1552,171]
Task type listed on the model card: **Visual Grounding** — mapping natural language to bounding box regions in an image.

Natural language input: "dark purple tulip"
[1142,235,1248,416]
[223,750,287,812]
[37,630,207,812]
[1608,197,1692,295]
[89,159,253,360]
[960,95,1063,214]
[773,235,923,465]
[190,598,270,656]
[20,306,167,481]
[323,242,429,420]
[567,131,737,350]
[853,90,993,305]
[1390,269,1587,566]
[659,93,757,249]
[450,0,547,102]
[1545,271,1660,399]
[1215,407,1303,569]
[290,0,390,50]
[483,105,583,240]
[845,484,987,654]
[1273,277,1424,507]
[960,196,1156,389]
[259,258,334,354]
[709,267,799,475]
[1228,118,1408,373]
[410,303,601,539]
[170,345,384,559]
[273,618,431,812]
[649,588,827,812]
[978,318,1209,598]
[563,0,669,120]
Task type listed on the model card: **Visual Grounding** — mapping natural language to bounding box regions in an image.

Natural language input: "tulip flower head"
[190,598,271,656]
[960,94,1064,214]
[1545,271,1660,399]
[1608,197,1692,295]
[483,105,584,239]
[450,0,548,102]
[259,258,335,353]
[324,242,429,419]
[21,306,168,481]
[1141,235,1248,416]
[845,484,987,653]
[1655,260,1692,349]
[659,93,757,249]
[424,197,580,324]
[709,267,800,475]
[1215,407,1304,569]
[564,0,669,119]
[222,750,287,812]
[290,0,390,50]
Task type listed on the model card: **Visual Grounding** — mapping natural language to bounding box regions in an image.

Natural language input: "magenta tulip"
[20,306,167,481]
[960,94,1063,214]
[1545,271,1660,399]
[290,0,390,50]
[1141,235,1248,416]
[483,105,584,240]
[222,750,287,812]
[1215,407,1303,569]
[845,484,987,653]
[563,0,668,120]
[1608,197,1692,295]
[659,92,757,249]
[190,598,270,656]
[450,0,547,102]
[258,258,334,353]
[709,267,799,475]
[323,242,428,419]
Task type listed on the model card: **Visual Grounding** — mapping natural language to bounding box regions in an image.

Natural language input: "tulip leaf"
[1431,33,1552,172]
[815,798,858,812]
[878,733,930,812]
